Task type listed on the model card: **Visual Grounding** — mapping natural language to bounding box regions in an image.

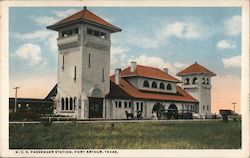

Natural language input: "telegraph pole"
[13,87,20,113]
[232,102,236,115]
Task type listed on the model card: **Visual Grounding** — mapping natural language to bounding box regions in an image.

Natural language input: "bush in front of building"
[9,111,41,121]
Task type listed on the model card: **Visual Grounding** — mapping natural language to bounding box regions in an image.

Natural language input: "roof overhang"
[47,19,122,33]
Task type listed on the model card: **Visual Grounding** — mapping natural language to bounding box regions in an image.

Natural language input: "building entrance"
[89,98,103,118]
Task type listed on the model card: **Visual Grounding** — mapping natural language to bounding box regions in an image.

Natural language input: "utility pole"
[13,87,20,113]
[232,102,236,115]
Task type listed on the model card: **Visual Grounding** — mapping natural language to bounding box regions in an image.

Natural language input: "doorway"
[89,98,103,118]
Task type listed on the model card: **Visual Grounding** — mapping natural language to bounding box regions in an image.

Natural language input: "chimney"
[163,68,168,74]
[115,68,121,85]
[130,61,137,72]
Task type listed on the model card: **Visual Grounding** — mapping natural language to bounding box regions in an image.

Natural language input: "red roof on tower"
[177,62,216,76]
[121,65,181,82]
[47,7,121,32]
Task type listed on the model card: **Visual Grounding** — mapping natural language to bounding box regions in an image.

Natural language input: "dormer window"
[152,82,157,88]
[167,84,172,90]
[143,80,149,88]
[184,78,189,85]
[192,77,198,84]
[159,82,165,89]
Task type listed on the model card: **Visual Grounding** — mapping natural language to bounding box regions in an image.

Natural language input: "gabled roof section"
[107,75,198,103]
[121,65,181,82]
[47,7,121,32]
[177,62,216,76]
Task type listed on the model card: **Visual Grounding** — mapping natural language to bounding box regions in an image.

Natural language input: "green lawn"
[9,120,241,149]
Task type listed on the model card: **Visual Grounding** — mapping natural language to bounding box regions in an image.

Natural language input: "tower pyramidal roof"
[47,7,121,32]
[177,62,216,76]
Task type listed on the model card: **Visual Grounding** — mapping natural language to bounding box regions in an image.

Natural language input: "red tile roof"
[107,75,198,103]
[121,65,181,82]
[47,8,121,32]
[177,63,216,76]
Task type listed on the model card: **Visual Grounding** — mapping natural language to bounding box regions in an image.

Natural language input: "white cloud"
[15,43,46,66]
[222,55,241,68]
[110,47,129,65]
[31,16,58,26]
[14,30,51,41]
[124,20,209,49]
[127,54,188,75]
[125,35,159,49]
[224,15,241,36]
[30,9,78,26]
[216,40,235,49]
[53,9,78,19]
[162,21,200,39]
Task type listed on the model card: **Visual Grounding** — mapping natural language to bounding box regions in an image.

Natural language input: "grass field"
[9,120,241,149]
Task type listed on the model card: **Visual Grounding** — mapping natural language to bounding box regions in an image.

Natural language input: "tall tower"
[177,62,216,115]
[47,7,121,119]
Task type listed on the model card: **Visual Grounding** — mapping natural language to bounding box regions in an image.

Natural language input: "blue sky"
[9,7,242,113]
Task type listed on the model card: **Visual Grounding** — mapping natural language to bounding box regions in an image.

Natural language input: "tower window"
[87,28,93,35]
[74,66,76,81]
[70,97,73,110]
[192,77,198,84]
[184,78,190,85]
[207,105,209,110]
[115,101,118,108]
[88,54,91,68]
[119,101,122,108]
[207,78,209,85]
[136,102,139,111]
[143,80,149,88]
[202,78,206,84]
[167,84,172,90]
[203,105,205,111]
[87,28,107,39]
[61,27,79,38]
[61,98,64,110]
[94,30,99,36]
[141,102,143,111]
[65,98,69,110]
[62,55,64,70]
[159,82,165,89]
[100,32,106,39]
[152,81,157,88]
[102,68,105,82]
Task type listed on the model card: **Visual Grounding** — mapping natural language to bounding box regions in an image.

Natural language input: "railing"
[57,34,80,50]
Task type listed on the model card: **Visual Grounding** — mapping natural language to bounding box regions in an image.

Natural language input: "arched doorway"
[152,103,165,118]
[168,104,178,119]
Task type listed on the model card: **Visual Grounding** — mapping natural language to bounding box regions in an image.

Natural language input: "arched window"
[184,78,190,85]
[192,77,198,84]
[167,84,172,90]
[152,81,157,88]
[61,98,64,110]
[65,97,69,110]
[70,97,73,110]
[202,78,206,84]
[143,80,149,88]
[207,78,209,85]
[74,97,77,110]
[159,82,165,89]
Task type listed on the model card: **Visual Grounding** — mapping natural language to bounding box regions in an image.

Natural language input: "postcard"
[0,0,249,157]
